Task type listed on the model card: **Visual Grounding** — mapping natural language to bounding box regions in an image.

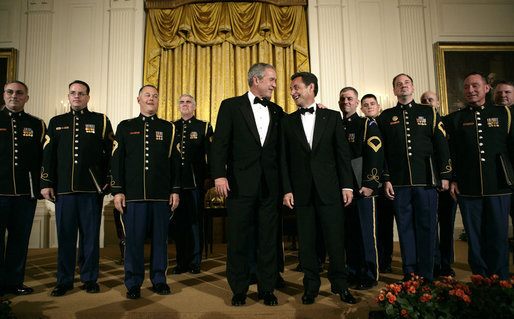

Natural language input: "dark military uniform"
[0,108,46,291]
[377,101,451,281]
[342,113,383,286]
[446,103,514,279]
[111,114,180,289]
[171,116,213,272]
[41,107,113,287]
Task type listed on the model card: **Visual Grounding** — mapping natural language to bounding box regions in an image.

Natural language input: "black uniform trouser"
[434,190,457,270]
[458,195,510,280]
[55,193,101,286]
[173,189,203,267]
[0,196,36,287]
[123,201,172,289]
[376,193,394,270]
[226,187,278,295]
[296,188,348,297]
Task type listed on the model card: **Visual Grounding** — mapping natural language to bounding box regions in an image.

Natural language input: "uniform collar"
[180,116,195,124]
[344,112,359,122]
[2,107,25,118]
[138,113,158,121]
[396,101,415,109]
[467,104,486,112]
[70,107,90,115]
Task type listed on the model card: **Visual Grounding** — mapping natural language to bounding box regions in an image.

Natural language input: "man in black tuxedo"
[211,63,284,306]
[281,72,356,305]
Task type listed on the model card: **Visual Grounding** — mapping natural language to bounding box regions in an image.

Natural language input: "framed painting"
[0,48,18,96]
[434,42,514,115]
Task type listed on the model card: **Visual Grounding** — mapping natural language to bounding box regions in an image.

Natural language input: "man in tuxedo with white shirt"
[211,63,284,306]
[280,72,356,305]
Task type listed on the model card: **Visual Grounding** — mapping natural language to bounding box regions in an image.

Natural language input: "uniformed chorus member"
[447,72,514,280]
[420,91,457,278]
[376,73,451,283]
[171,94,213,275]
[339,87,384,290]
[41,80,113,297]
[111,85,180,299]
[0,81,46,296]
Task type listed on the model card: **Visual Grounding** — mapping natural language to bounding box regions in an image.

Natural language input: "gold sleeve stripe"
[40,120,45,143]
[169,122,175,158]
[204,122,209,136]
[367,136,382,152]
[43,135,51,150]
[438,122,446,137]
[176,142,181,154]
[505,105,511,134]
[432,107,437,133]
[102,114,107,138]
[112,140,118,156]
[363,118,369,143]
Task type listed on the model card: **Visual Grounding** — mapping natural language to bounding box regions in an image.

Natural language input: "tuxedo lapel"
[239,93,261,145]
[263,105,277,147]
[292,111,311,151]
[312,107,328,151]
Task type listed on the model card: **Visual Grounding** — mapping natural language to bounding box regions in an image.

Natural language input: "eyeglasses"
[4,89,25,96]
[69,91,88,97]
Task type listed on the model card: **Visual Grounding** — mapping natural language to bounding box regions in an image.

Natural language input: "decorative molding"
[145,0,307,9]
[110,0,136,9]
[27,0,53,12]
[397,0,424,7]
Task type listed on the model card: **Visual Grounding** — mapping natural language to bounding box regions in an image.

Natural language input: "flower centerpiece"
[376,274,513,319]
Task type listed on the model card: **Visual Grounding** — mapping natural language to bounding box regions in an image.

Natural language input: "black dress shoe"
[189,264,201,274]
[356,280,378,290]
[80,281,99,293]
[171,265,188,274]
[301,294,315,305]
[231,293,246,306]
[51,284,73,297]
[258,291,278,306]
[294,263,303,272]
[7,284,34,295]
[275,274,286,289]
[152,283,170,295]
[338,289,357,304]
[126,286,141,299]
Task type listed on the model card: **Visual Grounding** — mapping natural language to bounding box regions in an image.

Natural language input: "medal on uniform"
[23,127,34,137]
[487,117,499,127]
[156,131,163,140]
[347,133,355,143]
[190,131,198,139]
[416,116,427,126]
[85,124,95,133]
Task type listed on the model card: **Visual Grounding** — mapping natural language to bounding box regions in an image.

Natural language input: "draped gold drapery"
[143,1,310,126]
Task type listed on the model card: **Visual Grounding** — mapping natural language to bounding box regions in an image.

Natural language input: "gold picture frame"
[435,42,514,115]
[0,48,18,92]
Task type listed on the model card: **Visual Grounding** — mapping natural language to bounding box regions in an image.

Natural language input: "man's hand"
[439,179,450,192]
[215,177,230,198]
[114,193,126,213]
[359,186,373,197]
[450,182,460,201]
[342,189,353,207]
[317,103,328,109]
[384,181,395,200]
[283,192,294,209]
[169,193,180,211]
[41,187,55,202]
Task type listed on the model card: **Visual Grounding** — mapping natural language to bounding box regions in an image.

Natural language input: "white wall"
[1,0,513,247]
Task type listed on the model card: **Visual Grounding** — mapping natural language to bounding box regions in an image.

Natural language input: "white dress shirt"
[248,91,270,146]
[300,103,317,149]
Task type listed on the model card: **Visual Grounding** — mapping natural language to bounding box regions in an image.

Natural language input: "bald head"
[420,91,440,111]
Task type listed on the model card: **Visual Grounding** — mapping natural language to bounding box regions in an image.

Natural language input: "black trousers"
[226,187,278,295]
[295,187,348,296]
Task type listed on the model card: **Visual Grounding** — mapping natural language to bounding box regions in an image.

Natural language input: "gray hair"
[178,94,197,106]
[247,63,275,87]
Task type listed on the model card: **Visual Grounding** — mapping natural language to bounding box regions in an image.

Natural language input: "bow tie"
[299,107,315,114]
[253,97,268,107]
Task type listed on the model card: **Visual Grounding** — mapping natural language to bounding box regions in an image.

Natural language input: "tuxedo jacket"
[280,107,353,206]
[210,92,284,198]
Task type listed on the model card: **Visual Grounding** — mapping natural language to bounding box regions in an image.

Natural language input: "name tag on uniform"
[155,131,163,140]
[85,124,95,133]
[347,133,355,143]
[23,127,34,137]
[416,116,427,126]
[390,116,399,125]
[190,131,198,139]
[56,126,69,130]
[0,128,7,131]
[463,122,474,126]
[130,131,140,135]
[487,117,499,127]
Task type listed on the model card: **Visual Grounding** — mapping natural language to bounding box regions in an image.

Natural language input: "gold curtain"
[143,1,310,127]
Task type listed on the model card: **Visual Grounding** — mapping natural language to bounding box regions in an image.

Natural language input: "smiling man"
[211,63,284,306]
[41,80,113,297]
[446,72,514,280]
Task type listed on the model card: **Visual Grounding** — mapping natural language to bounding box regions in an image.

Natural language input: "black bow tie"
[253,97,268,107]
[299,107,315,114]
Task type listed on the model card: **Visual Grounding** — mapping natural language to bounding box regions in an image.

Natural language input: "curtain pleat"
[143,2,310,127]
